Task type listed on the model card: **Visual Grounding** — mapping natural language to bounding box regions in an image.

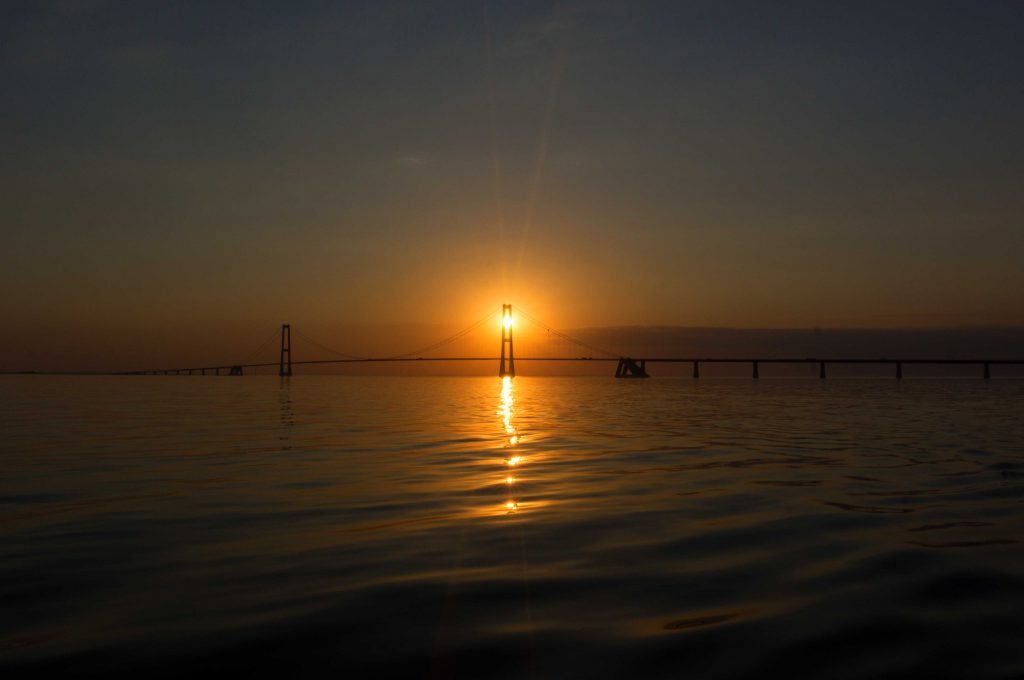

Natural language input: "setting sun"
[6,3,1024,679]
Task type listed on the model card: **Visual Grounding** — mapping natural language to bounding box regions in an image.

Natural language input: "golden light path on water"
[499,376,520,514]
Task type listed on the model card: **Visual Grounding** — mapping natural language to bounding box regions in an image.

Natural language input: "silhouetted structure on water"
[114,305,1022,379]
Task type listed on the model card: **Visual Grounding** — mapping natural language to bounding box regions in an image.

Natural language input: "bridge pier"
[692,360,699,379]
[615,357,649,378]
[984,362,990,379]
[897,362,903,380]
[819,361,826,379]
[753,361,759,379]
[229,365,243,376]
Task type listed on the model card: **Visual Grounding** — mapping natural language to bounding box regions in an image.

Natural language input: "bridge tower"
[499,304,515,378]
[279,324,292,377]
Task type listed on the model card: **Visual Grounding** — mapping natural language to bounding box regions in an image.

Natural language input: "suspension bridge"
[120,305,1022,379]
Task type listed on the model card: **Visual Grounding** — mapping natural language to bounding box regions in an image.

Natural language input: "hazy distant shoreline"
[575,325,1024,361]
[3,325,1023,375]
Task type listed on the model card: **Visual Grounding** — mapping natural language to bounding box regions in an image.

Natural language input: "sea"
[2,376,1023,678]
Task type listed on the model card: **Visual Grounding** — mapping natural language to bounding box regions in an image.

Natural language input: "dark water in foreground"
[2,376,1023,679]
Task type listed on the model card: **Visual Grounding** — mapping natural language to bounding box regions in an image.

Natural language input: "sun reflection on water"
[499,376,521,514]
[500,376,515,438]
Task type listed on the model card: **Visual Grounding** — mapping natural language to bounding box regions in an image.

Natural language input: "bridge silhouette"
[123,305,1022,379]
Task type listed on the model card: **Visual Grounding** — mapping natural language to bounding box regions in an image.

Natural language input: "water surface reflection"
[2,377,1024,679]
[500,376,520,514]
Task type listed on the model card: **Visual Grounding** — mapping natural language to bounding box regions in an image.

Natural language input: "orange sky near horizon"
[3,2,1023,371]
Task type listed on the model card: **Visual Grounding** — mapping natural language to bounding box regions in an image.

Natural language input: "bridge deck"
[118,356,1024,376]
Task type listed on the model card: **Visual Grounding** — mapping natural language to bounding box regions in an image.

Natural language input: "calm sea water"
[2,376,1023,678]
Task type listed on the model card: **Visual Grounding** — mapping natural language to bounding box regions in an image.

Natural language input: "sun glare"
[503,312,513,330]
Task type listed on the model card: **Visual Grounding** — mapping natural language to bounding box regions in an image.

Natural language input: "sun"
[503,311,513,330]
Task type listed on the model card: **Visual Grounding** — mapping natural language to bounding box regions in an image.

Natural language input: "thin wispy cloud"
[395,155,428,167]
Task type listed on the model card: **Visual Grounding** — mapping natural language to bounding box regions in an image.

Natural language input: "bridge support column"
[753,361,759,379]
[692,361,699,379]
[499,304,515,377]
[984,362,990,379]
[279,324,292,377]
[615,357,649,378]
[229,365,243,376]
[896,362,903,380]
[819,361,826,379]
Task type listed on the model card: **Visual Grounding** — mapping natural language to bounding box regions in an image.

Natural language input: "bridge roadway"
[128,357,1024,377]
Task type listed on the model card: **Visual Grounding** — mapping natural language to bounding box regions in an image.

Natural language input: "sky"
[2,1,1023,370]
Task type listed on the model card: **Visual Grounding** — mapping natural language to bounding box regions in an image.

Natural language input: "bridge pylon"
[499,304,515,378]
[279,324,292,377]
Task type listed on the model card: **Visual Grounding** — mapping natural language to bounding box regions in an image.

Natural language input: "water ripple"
[1,376,1023,678]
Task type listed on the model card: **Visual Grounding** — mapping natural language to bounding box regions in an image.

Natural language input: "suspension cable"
[291,329,367,360]
[513,306,622,358]
[236,306,617,367]
[239,327,283,366]
[382,308,501,359]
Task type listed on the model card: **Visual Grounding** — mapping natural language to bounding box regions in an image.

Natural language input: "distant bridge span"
[126,357,1024,379]
[90,305,1023,379]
